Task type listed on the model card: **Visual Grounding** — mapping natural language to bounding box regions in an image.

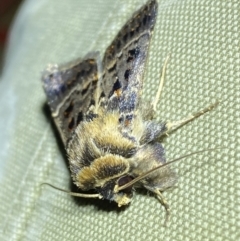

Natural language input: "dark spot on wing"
[118,116,124,123]
[126,114,133,121]
[76,70,85,80]
[116,40,121,50]
[68,117,75,130]
[64,100,74,118]
[108,77,122,99]
[100,91,105,98]
[86,112,98,122]
[113,78,122,92]
[57,85,67,94]
[143,14,148,25]
[108,63,116,73]
[76,112,83,125]
[127,47,140,62]
[123,32,128,42]
[130,29,135,38]
[81,83,91,95]
[124,69,131,81]
[89,99,95,107]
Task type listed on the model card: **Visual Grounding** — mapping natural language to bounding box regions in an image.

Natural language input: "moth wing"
[42,53,102,144]
[101,0,158,125]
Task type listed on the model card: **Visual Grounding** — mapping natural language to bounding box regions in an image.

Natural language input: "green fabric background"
[0,0,239,240]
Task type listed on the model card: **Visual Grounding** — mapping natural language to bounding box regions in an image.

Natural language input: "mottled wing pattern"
[42,1,157,143]
[101,0,158,132]
[42,54,101,144]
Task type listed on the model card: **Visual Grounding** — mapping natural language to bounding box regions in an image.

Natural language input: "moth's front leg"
[139,55,170,144]
[140,121,167,144]
[141,54,219,143]
[130,142,176,226]
[144,186,170,226]
[164,101,219,135]
[140,101,219,144]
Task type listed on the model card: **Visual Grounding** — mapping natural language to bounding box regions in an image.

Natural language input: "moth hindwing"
[42,0,218,224]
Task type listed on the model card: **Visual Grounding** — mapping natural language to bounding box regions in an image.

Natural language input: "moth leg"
[152,55,171,112]
[164,101,219,135]
[145,186,170,226]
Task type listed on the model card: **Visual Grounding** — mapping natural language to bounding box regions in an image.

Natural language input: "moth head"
[42,173,135,207]
[96,174,134,207]
[74,153,135,206]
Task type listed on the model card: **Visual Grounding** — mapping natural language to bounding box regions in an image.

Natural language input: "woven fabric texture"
[0,0,239,240]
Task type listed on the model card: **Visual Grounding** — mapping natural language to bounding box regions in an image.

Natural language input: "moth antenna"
[115,147,228,192]
[41,183,102,199]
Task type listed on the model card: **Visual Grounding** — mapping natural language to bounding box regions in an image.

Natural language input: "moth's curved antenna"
[41,183,102,199]
[114,147,227,193]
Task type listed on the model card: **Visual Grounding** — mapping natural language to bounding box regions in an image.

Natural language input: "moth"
[42,0,218,223]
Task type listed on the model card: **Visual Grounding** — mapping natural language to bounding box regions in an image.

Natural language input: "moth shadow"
[70,182,129,213]
[42,103,70,169]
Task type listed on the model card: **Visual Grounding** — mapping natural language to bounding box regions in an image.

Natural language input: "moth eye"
[117,175,134,195]
[117,175,133,187]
